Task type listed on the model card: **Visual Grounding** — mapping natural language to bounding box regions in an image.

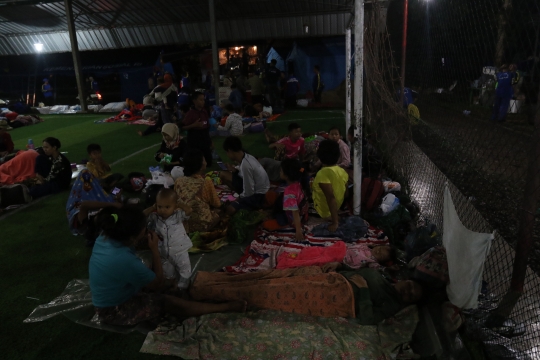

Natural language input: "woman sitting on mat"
[89,206,246,326]
[66,169,124,246]
[29,137,72,199]
[154,123,188,173]
[174,149,222,233]
[190,265,423,325]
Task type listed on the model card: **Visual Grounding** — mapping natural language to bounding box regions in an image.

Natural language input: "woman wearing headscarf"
[154,123,187,172]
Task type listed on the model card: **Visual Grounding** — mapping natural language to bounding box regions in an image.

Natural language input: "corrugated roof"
[0,0,354,56]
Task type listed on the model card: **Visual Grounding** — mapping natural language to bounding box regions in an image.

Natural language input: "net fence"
[361,0,540,357]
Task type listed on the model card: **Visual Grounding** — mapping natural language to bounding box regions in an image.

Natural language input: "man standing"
[41,78,53,106]
[285,71,300,108]
[312,65,323,103]
[265,59,281,106]
[182,92,213,166]
[247,72,264,105]
[491,64,514,122]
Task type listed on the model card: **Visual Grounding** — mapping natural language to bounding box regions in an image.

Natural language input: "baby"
[144,188,193,289]
[343,243,397,270]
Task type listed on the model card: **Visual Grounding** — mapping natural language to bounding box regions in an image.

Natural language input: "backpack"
[249,121,265,133]
[0,184,31,209]
[361,177,384,212]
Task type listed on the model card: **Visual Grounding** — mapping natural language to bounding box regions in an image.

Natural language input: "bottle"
[27,139,35,150]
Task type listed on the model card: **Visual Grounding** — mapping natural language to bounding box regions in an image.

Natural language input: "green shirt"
[339,268,404,325]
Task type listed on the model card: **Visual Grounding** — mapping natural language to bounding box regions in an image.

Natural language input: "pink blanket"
[224,226,388,274]
[276,241,346,269]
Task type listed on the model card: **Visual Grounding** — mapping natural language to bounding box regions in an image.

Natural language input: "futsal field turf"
[0,109,345,360]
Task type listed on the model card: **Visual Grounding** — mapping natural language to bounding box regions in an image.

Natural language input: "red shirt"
[183,107,209,129]
[182,107,211,146]
[0,132,14,152]
[276,136,305,159]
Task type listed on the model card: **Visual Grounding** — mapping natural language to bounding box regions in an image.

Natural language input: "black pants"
[251,95,264,105]
[188,140,213,167]
[285,96,297,108]
[30,155,61,199]
[314,89,322,103]
[141,114,163,136]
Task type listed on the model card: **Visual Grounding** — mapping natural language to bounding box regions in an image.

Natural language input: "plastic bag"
[146,166,174,188]
[380,193,400,215]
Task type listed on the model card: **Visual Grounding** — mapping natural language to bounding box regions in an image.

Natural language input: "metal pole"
[64,0,86,111]
[353,0,364,215]
[209,0,220,103]
[400,0,409,107]
[345,28,352,142]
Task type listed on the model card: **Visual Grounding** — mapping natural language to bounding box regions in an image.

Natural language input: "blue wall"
[287,37,345,93]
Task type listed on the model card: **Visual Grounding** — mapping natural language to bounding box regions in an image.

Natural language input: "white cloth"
[238,153,270,197]
[443,186,493,309]
[148,210,192,289]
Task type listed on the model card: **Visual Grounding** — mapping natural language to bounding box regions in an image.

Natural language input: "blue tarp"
[265,47,286,72]
[286,37,345,93]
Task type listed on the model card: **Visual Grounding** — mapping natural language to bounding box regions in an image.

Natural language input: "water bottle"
[27,139,35,150]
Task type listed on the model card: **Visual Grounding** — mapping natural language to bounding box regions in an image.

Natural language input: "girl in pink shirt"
[262,158,308,241]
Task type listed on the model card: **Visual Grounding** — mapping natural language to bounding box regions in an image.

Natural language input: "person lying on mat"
[190,266,422,325]
[89,206,246,327]
[219,136,270,216]
[312,140,349,232]
[324,265,423,325]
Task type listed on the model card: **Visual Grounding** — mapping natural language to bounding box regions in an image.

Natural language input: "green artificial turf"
[0,109,344,359]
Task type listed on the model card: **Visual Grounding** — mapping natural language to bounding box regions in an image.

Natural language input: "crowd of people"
[0,61,435,337]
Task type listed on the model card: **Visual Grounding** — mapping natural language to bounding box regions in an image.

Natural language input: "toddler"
[263,158,309,241]
[144,188,193,289]
[343,243,397,270]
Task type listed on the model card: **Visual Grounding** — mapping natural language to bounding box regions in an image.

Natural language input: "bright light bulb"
[235,47,239,51]
[34,43,44,52]
[253,46,257,50]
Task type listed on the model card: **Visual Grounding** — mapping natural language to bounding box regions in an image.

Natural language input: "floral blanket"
[224,226,389,273]
[140,306,419,359]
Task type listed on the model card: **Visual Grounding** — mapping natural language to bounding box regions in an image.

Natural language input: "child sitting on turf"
[268,122,305,161]
[217,105,244,136]
[86,143,111,179]
[144,188,193,289]
[343,243,398,271]
[328,126,350,168]
[312,127,351,172]
[312,140,349,232]
[263,158,309,241]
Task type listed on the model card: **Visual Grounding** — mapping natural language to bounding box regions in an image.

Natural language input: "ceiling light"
[34,43,44,52]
